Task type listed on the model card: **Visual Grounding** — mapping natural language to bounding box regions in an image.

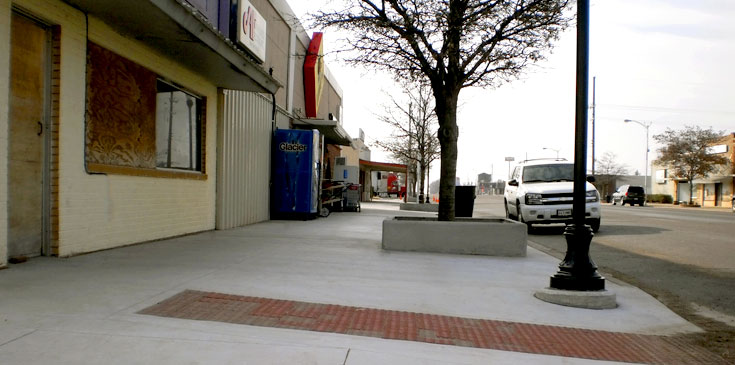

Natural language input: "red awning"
[359,159,407,172]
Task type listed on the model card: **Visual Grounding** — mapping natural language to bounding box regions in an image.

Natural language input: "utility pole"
[407,102,413,202]
[624,119,652,195]
[591,76,596,175]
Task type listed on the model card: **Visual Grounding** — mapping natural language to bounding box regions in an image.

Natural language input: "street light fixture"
[624,119,652,195]
[543,147,560,159]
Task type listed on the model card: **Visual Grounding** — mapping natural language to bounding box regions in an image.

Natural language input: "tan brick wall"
[253,0,290,107]
[0,0,10,267]
[316,74,343,122]
[11,0,217,257]
[341,145,360,167]
[291,40,307,117]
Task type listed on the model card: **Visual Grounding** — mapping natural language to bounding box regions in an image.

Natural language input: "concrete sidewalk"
[0,202,719,364]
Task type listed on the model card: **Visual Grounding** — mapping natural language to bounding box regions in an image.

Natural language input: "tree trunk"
[688,178,694,205]
[435,91,460,221]
[419,161,426,203]
[426,163,431,200]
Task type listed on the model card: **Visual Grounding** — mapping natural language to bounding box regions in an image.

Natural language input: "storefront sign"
[237,0,266,63]
[304,32,325,118]
[707,144,727,154]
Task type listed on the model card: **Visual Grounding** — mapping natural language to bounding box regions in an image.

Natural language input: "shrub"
[646,194,674,204]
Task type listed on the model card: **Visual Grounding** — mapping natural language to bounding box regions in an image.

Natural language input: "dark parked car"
[612,185,646,206]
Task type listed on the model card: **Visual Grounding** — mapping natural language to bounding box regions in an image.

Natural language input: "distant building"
[355,129,371,161]
[429,180,440,195]
[477,173,492,194]
[652,133,734,207]
[429,177,485,196]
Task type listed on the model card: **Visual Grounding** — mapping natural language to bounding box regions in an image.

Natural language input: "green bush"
[646,194,673,203]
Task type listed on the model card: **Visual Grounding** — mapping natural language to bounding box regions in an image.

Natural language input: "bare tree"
[654,126,731,205]
[373,83,440,203]
[593,152,628,198]
[313,0,572,220]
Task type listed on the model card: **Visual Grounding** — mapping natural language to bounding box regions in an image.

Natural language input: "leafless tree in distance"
[373,83,440,202]
[594,151,629,198]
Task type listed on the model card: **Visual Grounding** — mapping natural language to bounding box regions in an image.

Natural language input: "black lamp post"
[549,0,605,291]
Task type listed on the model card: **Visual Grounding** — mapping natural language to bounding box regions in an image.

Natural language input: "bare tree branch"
[593,152,629,198]
[310,0,572,219]
[372,82,440,199]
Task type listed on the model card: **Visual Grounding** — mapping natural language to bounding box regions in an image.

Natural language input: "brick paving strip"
[138,290,723,364]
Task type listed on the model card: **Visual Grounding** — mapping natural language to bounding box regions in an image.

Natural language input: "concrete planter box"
[382,217,527,257]
[399,203,439,212]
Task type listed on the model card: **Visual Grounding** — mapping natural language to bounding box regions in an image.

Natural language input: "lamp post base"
[549,223,606,291]
[535,287,616,309]
[550,271,605,291]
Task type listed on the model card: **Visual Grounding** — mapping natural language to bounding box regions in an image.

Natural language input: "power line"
[598,103,735,116]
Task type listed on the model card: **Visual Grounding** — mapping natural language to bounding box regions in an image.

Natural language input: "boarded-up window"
[86,42,157,169]
[85,42,205,177]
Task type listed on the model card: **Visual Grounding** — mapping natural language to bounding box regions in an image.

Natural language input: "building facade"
[651,133,735,207]
[1,0,347,268]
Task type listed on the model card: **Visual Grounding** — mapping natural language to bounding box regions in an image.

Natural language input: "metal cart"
[320,181,346,216]
[343,183,361,212]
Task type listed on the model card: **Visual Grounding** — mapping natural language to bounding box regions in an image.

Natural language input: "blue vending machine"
[272,129,321,219]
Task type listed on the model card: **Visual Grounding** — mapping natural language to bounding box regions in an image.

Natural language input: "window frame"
[154,78,204,173]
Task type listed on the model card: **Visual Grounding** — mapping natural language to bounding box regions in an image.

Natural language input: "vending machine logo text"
[279,142,307,152]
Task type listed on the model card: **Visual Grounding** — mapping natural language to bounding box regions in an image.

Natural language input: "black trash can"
[455,185,476,217]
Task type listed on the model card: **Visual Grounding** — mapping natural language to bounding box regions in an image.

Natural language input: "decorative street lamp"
[624,119,652,195]
[548,0,605,292]
[543,147,560,159]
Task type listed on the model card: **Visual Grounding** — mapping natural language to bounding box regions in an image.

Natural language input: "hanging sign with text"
[237,0,266,63]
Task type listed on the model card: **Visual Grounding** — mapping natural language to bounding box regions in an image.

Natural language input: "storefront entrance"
[715,183,723,207]
[676,182,690,204]
[8,11,51,259]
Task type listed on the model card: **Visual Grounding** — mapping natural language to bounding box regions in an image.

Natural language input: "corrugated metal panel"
[216,90,273,229]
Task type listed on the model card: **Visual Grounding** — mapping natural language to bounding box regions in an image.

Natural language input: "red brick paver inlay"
[138,290,722,364]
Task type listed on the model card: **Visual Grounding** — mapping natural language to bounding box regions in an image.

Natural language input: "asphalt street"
[473,194,735,322]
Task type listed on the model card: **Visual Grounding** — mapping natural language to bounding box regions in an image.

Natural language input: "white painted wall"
[0,0,11,267]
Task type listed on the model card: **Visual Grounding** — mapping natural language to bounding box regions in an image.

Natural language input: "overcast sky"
[288,0,735,184]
